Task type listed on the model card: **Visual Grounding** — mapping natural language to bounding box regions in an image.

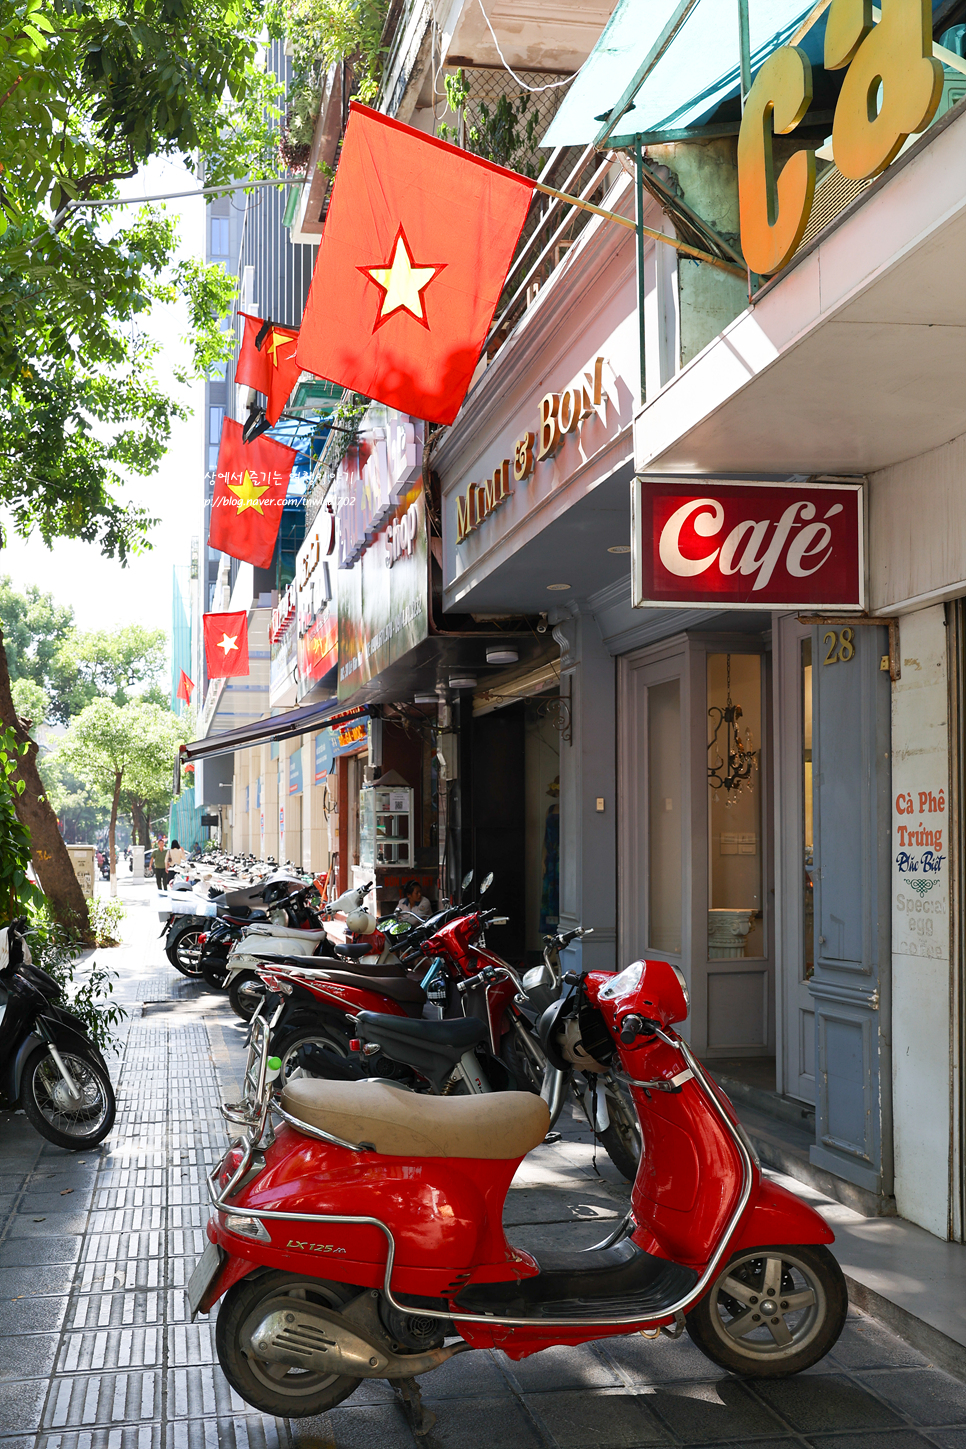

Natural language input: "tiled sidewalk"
[1,890,966,1447]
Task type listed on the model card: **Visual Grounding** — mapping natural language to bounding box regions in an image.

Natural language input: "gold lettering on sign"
[826,0,942,179]
[738,0,944,273]
[737,47,816,276]
[455,357,607,545]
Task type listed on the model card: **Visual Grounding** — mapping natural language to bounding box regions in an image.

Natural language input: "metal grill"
[457,67,572,178]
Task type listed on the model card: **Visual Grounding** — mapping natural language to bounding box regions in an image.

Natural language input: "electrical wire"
[475,0,592,92]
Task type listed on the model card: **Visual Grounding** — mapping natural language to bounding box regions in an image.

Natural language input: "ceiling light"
[608,545,631,554]
[448,676,477,690]
[546,583,570,591]
[486,647,518,665]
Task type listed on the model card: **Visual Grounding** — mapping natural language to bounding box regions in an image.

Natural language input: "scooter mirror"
[461,870,474,891]
[480,872,494,895]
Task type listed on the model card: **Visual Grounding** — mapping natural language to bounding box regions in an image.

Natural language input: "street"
[1,885,964,1448]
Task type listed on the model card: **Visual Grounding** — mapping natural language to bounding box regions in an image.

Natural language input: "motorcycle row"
[171,857,849,1421]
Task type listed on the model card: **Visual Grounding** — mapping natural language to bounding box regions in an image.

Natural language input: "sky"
[0,155,208,634]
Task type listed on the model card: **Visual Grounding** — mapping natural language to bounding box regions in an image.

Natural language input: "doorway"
[619,632,774,1060]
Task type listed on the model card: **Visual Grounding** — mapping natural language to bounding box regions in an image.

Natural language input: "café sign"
[632,480,864,609]
[738,0,943,275]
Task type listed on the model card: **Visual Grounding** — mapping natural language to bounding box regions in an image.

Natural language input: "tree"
[0,576,76,722]
[0,0,281,927]
[10,676,48,730]
[0,726,43,920]
[58,699,186,893]
[37,749,107,845]
[56,624,167,714]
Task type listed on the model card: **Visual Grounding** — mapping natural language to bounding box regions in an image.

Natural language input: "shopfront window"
[707,653,763,959]
[648,678,682,954]
[802,638,814,980]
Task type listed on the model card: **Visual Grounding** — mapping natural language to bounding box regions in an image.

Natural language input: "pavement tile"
[166,1363,268,1419]
[0,1292,68,1335]
[752,1376,906,1433]
[0,1234,83,1268]
[499,1342,623,1391]
[15,1191,95,1215]
[525,1386,672,1446]
[646,1379,792,1442]
[56,1323,162,1372]
[0,1328,60,1381]
[38,1429,163,1449]
[297,1402,409,1449]
[42,1369,162,1429]
[597,1331,735,1384]
[418,1347,510,1399]
[859,1370,966,1426]
[163,1421,288,1449]
[928,1433,966,1448]
[829,1315,931,1371]
[5,1211,89,1237]
[422,1394,546,1449]
[0,1373,49,1433]
[64,1288,163,1330]
[168,1317,219,1367]
[804,1434,939,1447]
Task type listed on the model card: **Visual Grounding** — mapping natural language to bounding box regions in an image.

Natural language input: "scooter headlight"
[671,966,690,1010]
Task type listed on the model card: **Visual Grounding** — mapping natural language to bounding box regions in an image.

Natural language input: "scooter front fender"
[731,1176,834,1253]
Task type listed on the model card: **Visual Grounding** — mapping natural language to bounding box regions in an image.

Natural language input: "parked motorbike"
[197,885,335,993]
[162,869,307,977]
[192,954,847,1421]
[0,921,116,1149]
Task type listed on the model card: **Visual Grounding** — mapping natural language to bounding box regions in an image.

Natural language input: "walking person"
[151,839,167,892]
[165,838,185,888]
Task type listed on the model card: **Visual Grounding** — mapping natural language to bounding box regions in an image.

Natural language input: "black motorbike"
[196,885,335,992]
[163,871,306,977]
[0,920,116,1149]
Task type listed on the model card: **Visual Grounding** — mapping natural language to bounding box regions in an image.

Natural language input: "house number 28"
[823,627,854,665]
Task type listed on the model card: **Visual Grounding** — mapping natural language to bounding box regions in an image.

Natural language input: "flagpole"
[531,180,747,280]
[69,177,307,209]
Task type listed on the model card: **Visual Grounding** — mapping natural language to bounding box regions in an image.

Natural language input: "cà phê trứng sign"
[455,356,607,545]
[737,0,943,276]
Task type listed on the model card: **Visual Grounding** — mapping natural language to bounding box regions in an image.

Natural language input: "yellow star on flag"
[363,229,441,327]
[265,329,296,367]
[217,633,239,655]
[227,469,270,515]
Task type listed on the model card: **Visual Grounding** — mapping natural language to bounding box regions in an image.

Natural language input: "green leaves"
[0,723,44,917]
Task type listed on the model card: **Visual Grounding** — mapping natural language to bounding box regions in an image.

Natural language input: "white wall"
[870,431,966,614]
[891,603,952,1237]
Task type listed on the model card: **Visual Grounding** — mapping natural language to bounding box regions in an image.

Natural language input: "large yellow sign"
[738,0,943,275]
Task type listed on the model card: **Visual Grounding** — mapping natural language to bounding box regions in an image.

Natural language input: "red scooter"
[190,957,847,1423]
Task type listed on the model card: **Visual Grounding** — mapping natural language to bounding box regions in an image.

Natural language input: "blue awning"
[542,0,948,147]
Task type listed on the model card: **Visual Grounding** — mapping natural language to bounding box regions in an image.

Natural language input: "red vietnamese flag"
[296,103,535,425]
[176,670,194,705]
[208,418,298,569]
[236,313,302,425]
[203,611,249,679]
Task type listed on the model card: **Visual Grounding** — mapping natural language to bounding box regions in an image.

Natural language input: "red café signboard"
[632,480,864,610]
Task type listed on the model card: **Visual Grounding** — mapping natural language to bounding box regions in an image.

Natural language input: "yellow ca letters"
[827,0,943,180]
[737,47,817,275]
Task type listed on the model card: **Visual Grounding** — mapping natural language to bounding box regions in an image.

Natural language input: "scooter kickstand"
[392,1375,437,1439]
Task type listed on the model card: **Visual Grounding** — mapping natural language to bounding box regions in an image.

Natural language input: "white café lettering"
[658,498,842,590]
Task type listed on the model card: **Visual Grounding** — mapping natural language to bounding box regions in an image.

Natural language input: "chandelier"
[708,655,758,799]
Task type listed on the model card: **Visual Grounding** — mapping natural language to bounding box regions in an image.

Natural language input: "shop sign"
[738,0,943,275]
[337,482,428,700]
[279,804,285,835]
[336,411,425,568]
[632,479,863,610]
[289,747,303,797]
[455,356,607,544]
[314,730,334,784]
[332,716,368,755]
[296,506,338,696]
[270,616,297,702]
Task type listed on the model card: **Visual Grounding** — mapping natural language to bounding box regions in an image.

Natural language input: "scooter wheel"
[165,920,206,976]
[598,1082,642,1182]
[228,971,264,1020]
[200,958,230,991]
[685,1243,847,1377]
[215,1270,361,1417]
[20,1044,116,1150]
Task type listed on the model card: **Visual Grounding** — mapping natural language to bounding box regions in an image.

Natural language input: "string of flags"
[203,101,538,675]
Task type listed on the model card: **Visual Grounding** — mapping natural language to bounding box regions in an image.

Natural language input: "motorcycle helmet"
[538,994,614,1074]
[345,907,378,935]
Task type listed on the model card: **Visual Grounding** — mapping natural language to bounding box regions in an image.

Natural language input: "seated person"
[396,879,434,921]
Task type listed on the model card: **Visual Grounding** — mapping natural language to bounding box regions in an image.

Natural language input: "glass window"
[210,217,230,257]
[209,405,225,445]
[707,653,763,958]
[802,637,814,980]
[648,678,682,954]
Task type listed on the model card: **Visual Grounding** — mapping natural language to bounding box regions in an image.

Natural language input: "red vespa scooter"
[190,957,847,1421]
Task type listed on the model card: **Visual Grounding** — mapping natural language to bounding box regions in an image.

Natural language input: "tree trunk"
[0,624,91,937]
[109,770,122,897]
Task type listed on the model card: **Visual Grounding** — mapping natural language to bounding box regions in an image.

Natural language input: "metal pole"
[635,136,647,408]
[738,0,755,302]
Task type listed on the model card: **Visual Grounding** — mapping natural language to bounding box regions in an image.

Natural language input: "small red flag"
[236,313,302,426]
[296,102,535,425]
[203,611,249,679]
[208,418,298,569]
[176,670,194,705]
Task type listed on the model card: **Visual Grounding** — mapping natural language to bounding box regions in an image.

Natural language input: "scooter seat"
[355,1010,486,1051]
[334,942,373,960]
[245,925,329,940]
[281,1079,549,1159]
